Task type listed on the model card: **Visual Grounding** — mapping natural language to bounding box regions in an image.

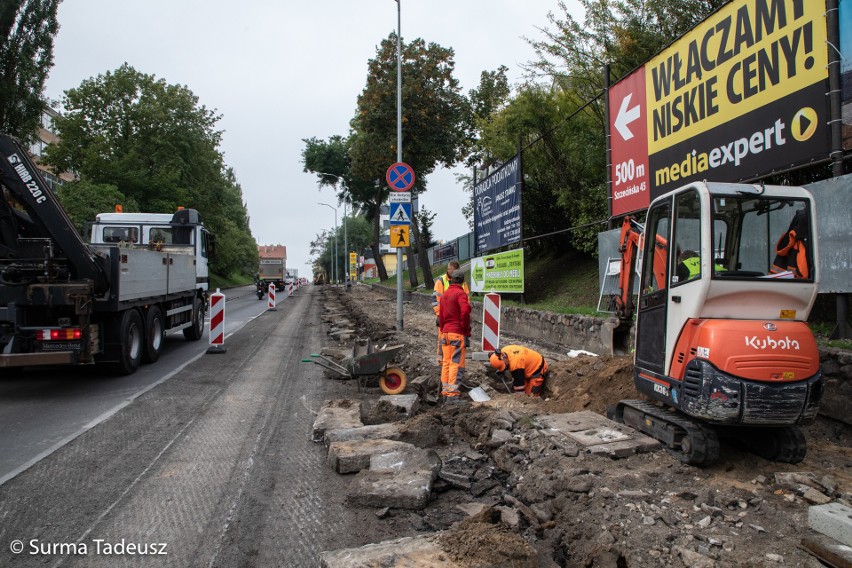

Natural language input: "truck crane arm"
[0,133,108,293]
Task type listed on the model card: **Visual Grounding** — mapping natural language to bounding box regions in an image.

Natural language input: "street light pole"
[394,0,404,331]
[318,202,338,284]
[317,173,349,283]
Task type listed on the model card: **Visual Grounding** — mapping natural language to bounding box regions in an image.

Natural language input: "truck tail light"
[38,328,82,341]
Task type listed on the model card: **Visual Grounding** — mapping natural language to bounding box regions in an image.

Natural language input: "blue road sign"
[386,162,415,192]
[389,202,412,225]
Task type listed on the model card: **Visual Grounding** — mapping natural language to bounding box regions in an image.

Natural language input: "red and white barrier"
[268,283,277,310]
[288,280,295,297]
[207,289,226,353]
[482,293,501,352]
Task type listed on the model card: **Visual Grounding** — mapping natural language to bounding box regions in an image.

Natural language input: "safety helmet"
[489,351,506,372]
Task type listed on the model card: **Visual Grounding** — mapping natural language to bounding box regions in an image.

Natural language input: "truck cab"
[89,209,214,292]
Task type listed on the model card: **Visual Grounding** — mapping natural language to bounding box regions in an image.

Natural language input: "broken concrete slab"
[320,534,462,568]
[538,411,661,457]
[810,502,852,547]
[324,423,402,446]
[373,393,420,420]
[312,400,363,442]
[327,439,415,474]
[346,449,441,510]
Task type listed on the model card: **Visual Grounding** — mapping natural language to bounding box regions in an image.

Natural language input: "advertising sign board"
[473,155,521,255]
[470,248,524,294]
[609,0,831,216]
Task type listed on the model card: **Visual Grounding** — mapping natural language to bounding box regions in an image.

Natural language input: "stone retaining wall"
[369,284,852,425]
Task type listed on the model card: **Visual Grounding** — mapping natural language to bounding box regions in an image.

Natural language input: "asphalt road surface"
[0,285,268,485]
[0,285,389,567]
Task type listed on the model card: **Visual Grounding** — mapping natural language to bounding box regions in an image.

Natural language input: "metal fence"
[425,231,475,267]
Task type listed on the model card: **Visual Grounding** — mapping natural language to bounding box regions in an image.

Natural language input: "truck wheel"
[115,309,143,375]
[183,297,205,341]
[143,305,165,363]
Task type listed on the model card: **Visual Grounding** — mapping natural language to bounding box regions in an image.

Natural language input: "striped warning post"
[482,292,501,352]
[207,289,226,354]
[288,280,295,297]
[268,283,277,310]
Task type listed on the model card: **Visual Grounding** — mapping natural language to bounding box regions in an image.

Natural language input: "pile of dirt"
[321,284,852,567]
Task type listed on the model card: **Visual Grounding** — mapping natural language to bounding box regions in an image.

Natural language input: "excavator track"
[609,400,720,467]
[723,426,807,464]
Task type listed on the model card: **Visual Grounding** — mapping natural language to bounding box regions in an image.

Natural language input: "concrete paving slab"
[312,400,363,442]
[324,423,402,446]
[539,411,661,457]
[327,439,415,474]
[346,449,441,510]
[375,394,419,418]
[810,502,852,547]
[320,534,461,568]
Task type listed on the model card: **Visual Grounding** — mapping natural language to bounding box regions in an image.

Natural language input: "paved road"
[0,286,270,485]
[0,285,400,567]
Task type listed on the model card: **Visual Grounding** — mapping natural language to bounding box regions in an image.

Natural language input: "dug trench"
[317,284,852,567]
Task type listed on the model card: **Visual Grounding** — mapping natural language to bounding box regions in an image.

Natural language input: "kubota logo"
[744,336,800,350]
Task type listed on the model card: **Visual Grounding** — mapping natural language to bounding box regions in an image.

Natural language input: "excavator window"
[671,190,701,286]
[641,201,671,296]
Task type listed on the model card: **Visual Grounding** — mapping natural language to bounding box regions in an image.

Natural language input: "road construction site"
[1,284,851,567]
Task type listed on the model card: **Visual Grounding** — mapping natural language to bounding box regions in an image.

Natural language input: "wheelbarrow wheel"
[380,367,407,395]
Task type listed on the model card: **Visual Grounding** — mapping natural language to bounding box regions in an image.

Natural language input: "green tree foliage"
[349,33,470,285]
[0,0,60,142]
[471,0,727,256]
[42,64,256,277]
[56,180,138,236]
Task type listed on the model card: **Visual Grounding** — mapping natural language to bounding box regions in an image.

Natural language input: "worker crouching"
[438,269,471,402]
[488,345,548,397]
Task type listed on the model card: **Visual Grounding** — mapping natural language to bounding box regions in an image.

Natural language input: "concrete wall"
[371,284,851,425]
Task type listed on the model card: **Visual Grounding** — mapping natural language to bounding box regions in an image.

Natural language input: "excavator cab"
[610,182,823,466]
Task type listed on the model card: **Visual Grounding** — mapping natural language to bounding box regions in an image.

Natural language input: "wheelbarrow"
[301,339,407,395]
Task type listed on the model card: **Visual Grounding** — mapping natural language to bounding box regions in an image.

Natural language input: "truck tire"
[143,305,165,363]
[115,309,144,375]
[183,297,205,341]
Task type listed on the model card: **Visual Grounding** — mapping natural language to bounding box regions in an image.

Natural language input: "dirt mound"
[541,354,638,415]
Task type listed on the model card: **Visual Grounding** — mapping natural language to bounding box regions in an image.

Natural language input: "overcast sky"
[45,0,583,278]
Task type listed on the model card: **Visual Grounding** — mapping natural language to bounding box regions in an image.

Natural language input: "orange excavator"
[604,181,823,466]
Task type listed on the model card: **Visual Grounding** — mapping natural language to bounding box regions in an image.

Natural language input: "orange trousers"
[440,332,466,397]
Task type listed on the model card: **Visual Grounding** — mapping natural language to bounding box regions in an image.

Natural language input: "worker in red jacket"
[488,345,548,397]
[438,269,471,402]
[432,260,470,366]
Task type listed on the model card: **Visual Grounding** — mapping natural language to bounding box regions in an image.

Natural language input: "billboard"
[470,248,524,294]
[473,155,521,255]
[609,0,831,216]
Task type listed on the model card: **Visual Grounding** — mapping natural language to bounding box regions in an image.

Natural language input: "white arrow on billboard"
[614,93,641,141]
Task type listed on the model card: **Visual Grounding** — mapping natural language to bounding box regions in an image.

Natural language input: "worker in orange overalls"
[438,269,471,402]
[432,260,470,365]
[488,345,548,397]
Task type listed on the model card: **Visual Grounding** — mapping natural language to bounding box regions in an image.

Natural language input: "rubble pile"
[316,285,852,567]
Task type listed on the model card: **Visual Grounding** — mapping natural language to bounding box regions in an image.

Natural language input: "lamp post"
[317,173,349,283]
[318,202,338,284]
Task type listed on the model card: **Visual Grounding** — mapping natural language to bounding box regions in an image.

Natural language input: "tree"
[350,33,470,287]
[42,63,256,277]
[301,135,389,280]
[0,0,60,142]
[56,181,138,236]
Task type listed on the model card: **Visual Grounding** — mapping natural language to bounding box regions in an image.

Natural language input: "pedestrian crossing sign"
[390,225,410,247]
[389,203,411,225]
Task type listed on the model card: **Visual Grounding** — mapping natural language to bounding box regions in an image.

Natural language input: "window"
[641,201,671,295]
[103,226,139,243]
[148,228,173,244]
[672,190,701,285]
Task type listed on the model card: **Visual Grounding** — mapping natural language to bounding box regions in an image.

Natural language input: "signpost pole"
[395,0,404,331]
